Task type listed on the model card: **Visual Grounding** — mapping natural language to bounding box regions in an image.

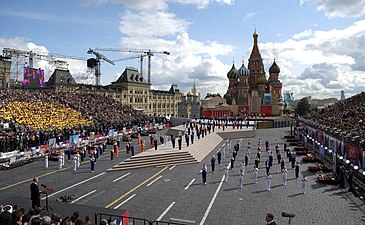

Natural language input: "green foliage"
[204,93,222,99]
[223,93,232,105]
[296,97,310,116]
[283,108,292,115]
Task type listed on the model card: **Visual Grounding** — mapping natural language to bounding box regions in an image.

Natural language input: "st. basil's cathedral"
[225,30,283,117]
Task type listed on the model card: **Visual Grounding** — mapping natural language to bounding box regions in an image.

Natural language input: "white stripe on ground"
[184,178,195,190]
[70,190,96,204]
[156,202,175,221]
[146,175,162,187]
[42,172,105,200]
[113,173,131,182]
[113,194,136,209]
[199,162,231,225]
[169,165,176,170]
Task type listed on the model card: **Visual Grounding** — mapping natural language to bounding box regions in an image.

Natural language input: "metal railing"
[94,213,189,225]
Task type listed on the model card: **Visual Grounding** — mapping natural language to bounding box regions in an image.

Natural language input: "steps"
[108,126,255,171]
[108,151,196,171]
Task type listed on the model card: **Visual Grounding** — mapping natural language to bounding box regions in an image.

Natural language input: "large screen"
[23,67,45,88]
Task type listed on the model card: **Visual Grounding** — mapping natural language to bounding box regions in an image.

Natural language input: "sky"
[1,0,365,100]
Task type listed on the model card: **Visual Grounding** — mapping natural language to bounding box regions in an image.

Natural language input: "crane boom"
[87,48,115,86]
[94,47,170,84]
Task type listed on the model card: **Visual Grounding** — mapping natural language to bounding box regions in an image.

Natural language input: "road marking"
[184,178,195,190]
[147,175,162,187]
[41,172,105,200]
[113,194,136,209]
[0,153,110,191]
[169,165,176,170]
[71,190,96,204]
[156,202,175,221]
[113,173,131,182]
[105,166,168,208]
[199,162,230,225]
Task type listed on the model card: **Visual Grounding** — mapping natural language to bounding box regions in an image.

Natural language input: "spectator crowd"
[0,89,148,151]
[0,204,97,225]
[306,92,365,140]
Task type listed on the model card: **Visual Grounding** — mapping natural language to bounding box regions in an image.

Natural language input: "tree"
[223,93,232,105]
[296,97,310,116]
[204,93,222,99]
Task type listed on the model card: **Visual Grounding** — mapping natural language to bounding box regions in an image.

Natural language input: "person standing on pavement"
[45,153,48,169]
[231,157,235,170]
[265,213,276,225]
[171,134,176,149]
[266,173,272,192]
[90,155,95,172]
[265,159,270,175]
[154,137,158,150]
[61,151,65,167]
[217,150,222,165]
[110,149,114,160]
[178,136,182,150]
[282,168,288,186]
[73,154,77,172]
[76,152,81,167]
[191,131,194,144]
[130,143,135,156]
[224,164,229,182]
[301,175,308,194]
[201,164,207,184]
[238,169,244,189]
[240,161,245,173]
[252,165,258,184]
[185,133,189,147]
[58,154,63,169]
[30,177,40,209]
[295,162,300,179]
[210,155,216,173]
[245,153,249,167]
[291,154,296,169]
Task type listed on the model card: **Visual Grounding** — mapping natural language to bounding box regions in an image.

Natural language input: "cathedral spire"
[192,78,197,95]
[250,29,261,59]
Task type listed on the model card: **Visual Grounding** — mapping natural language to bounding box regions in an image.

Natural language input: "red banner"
[345,143,362,166]
[237,105,250,116]
[260,106,272,117]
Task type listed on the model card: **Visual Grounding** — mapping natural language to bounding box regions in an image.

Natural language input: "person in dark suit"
[265,213,277,225]
[30,177,40,209]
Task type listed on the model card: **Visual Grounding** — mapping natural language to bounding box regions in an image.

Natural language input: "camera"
[1,205,13,214]
[56,194,75,203]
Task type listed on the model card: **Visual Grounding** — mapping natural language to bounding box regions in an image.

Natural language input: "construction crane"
[94,48,170,84]
[113,54,148,77]
[87,48,115,86]
[2,48,88,81]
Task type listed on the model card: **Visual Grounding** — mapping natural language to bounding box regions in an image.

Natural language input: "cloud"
[292,29,313,39]
[314,0,365,17]
[82,0,167,11]
[243,12,257,21]
[82,0,234,10]
[120,10,190,38]
[174,0,234,9]
[256,20,365,99]
[119,13,234,96]
[299,63,339,86]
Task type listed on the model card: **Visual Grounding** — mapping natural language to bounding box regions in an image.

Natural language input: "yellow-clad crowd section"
[0,101,92,130]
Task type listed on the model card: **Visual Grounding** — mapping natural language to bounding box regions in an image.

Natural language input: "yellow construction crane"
[94,48,170,84]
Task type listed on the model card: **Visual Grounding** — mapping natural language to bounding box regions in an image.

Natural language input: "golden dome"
[253,30,259,38]
[186,91,193,97]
